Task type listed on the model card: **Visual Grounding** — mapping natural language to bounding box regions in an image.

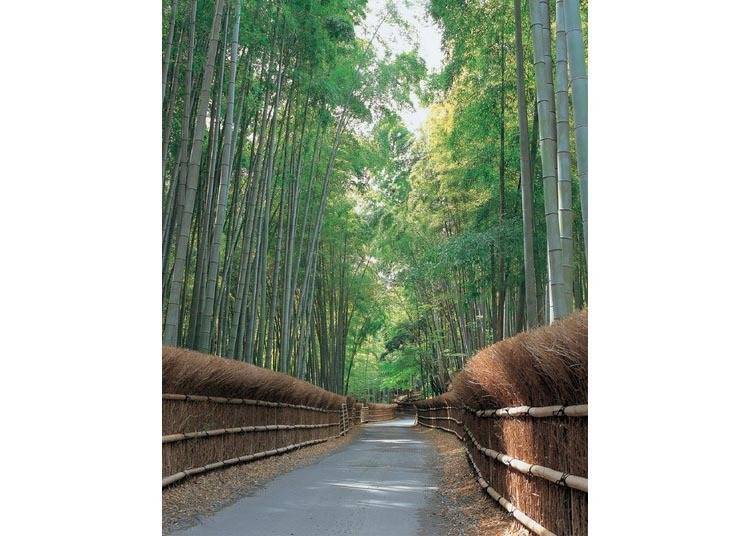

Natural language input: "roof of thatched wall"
[366,402,397,409]
[415,310,587,409]
[163,347,347,410]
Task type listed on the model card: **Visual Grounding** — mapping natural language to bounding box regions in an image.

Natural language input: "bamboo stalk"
[465,448,557,536]
[464,427,587,492]
[162,437,332,488]
[162,423,340,444]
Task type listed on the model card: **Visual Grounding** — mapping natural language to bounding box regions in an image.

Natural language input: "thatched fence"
[415,310,587,536]
[364,403,397,422]
[163,347,356,488]
[395,403,417,418]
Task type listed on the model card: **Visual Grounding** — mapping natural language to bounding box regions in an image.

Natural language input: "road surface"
[175,417,443,536]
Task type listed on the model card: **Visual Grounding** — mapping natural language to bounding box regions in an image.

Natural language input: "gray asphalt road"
[175,417,443,536]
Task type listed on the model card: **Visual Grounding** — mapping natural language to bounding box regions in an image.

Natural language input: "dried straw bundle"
[454,311,586,409]
[163,347,347,409]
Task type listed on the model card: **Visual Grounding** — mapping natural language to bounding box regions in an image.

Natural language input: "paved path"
[175,417,442,536]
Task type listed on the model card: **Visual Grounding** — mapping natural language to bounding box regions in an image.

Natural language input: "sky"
[357,0,444,134]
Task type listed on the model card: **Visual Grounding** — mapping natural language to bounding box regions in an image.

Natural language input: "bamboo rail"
[464,427,588,492]
[470,403,587,418]
[417,415,463,424]
[415,402,587,532]
[417,420,464,440]
[465,447,557,536]
[163,423,340,444]
[163,393,339,412]
[163,392,353,487]
[162,437,332,488]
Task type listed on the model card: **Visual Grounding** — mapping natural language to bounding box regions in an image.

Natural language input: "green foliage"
[163,0,587,400]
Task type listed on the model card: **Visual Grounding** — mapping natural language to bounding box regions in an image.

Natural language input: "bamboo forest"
[161,0,588,402]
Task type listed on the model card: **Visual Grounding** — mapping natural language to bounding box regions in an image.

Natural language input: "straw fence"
[395,403,417,418]
[415,310,587,536]
[364,403,397,422]
[163,347,356,488]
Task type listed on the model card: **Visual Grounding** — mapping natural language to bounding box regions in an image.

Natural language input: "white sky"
[357,0,444,134]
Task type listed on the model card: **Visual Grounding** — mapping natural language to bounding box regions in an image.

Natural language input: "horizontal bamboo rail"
[162,437,331,488]
[417,406,462,411]
[465,447,557,536]
[471,403,587,418]
[163,393,339,413]
[417,420,464,440]
[417,415,463,424]
[464,427,588,492]
[163,423,340,444]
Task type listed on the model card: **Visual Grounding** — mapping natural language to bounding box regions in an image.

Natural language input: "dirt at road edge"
[417,427,527,536]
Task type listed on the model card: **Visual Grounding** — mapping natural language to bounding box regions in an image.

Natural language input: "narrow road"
[175,417,443,536]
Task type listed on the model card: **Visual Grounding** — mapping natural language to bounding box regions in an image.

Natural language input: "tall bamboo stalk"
[513,0,539,329]
[554,0,575,312]
[563,0,587,258]
[162,0,179,104]
[162,0,197,277]
[163,0,227,345]
[529,0,567,321]
[199,0,241,352]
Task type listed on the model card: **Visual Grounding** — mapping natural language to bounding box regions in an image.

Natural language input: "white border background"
[1,1,749,533]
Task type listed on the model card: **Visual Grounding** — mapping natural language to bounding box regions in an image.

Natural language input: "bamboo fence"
[465,446,557,536]
[163,348,358,488]
[395,403,418,417]
[415,310,588,535]
[364,403,397,422]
